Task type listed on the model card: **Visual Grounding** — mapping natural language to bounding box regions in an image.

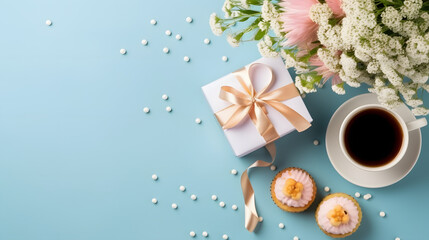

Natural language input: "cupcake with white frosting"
[315,193,362,238]
[270,167,317,212]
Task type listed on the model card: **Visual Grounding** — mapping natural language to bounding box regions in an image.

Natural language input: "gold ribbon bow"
[215,63,311,232]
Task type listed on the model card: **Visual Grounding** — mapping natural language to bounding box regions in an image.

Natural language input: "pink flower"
[279,0,319,49]
[309,55,342,85]
[326,0,345,18]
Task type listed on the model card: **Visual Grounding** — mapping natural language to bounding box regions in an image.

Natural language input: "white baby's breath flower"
[257,35,279,57]
[309,3,332,25]
[261,0,279,22]
[241,0,250,9]
[420,12,429,32]
[227,34,240,47]
[258,21,269,31]
[367,61,380,74]
[332,84,346,95]
[210,13,224,36]
[400,0,422,20]
[406,98,424,107]
[381,7,403,33]
[271,20,283,37]
[222,0,233,18]
[412,106,429,116]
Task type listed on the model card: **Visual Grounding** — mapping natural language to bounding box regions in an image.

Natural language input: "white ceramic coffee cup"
[339,104,427,171]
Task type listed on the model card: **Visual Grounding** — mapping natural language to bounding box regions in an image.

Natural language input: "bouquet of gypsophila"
[210,0,429,116]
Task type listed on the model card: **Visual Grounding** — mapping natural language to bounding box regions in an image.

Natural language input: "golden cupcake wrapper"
[315,193,362,238]
[270,167,317,213]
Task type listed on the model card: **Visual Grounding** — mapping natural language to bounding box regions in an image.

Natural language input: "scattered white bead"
[270,165,277,171]
[222,56,228,62]
[171,203,178,209]
[231,169,238,175]
[166,106,172,112]
[279,223,285,229]
[355,192,361,198]
[211,195,218,201]
[184,56,190,62]
[190,231,196,237]
[152,198,158,204]
[152,174,158,180]
[45,19,52,26]
[120,49,127,55]
[395,238,400,240]
[179,185,186,192]
[232,204,238,210]
[379,211,386,217]
[222,234,229,240]
[143,107,150,113]
[175,34,182,40]
[202,231,208,237]
[324,186,330,192]
[313,139,320,145]
[162,94,168,100]
[258,216,263,222]
[141,39,148,45]
[163,47,170,54]
[186,17,193,23]
[150,19,157,25]
[195,118,201,124]
[301,93,306,98]
[204,38,211,44]
[363,194,372,200]
[165,30,172,36]
[293,236,299,240]
[219,201,225,208]
[191,194,197,200]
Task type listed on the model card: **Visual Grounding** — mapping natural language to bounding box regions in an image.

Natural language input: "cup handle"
[406,118,428,132]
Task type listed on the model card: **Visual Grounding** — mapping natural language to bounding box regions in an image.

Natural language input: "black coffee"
[344,108,403,167]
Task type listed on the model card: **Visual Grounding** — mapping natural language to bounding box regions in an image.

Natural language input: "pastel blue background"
[0,0,428,239]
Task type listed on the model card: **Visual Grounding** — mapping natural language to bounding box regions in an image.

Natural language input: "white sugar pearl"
[293,236,299,240]
[143,107,150,113]
[190,231,196,237]
[211,195,218,201]
[231,169,237,175]
[379,211,386,217]
[45,19,52,26]
[270,165,277,171]
[195,118,201,124]
[179,185,186,192]
[150,19,157,25]
[258,216,263,222]
[165,30,172,36]
[184,56,190,62]
[120,49,127,55]
[176,34,182,40]
[166,106,172,112]
[232,204,238,210]
[395,238,400,240]
[204,38,211,44]
[222,56,228,62]
[324,186,330,192]
[163,47,169,53]
[355,192,361,198]
[202,231,208,237]
[279,223,285,229]
[141,39,148,45]
[162,94,168,100]
[363,194,372,200]
[222,234,229,240]
[152,174,158,180]
[152,198,158,204]
[186,17,193,23]
[219,201,225,207]
[313,139,320,145]
[171,203,178,209]
[191,194,197,200]
[301,93,306,98]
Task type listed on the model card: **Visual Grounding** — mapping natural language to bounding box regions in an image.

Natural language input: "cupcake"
[270,167,317,212]
[315,193,362,238]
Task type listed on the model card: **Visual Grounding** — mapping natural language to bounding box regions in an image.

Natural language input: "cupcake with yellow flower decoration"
[270,167,317,212]
[315,193,362,238]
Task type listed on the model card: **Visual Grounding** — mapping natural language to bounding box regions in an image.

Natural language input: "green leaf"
[254,29,265,40]
[239,17,249,22]
[241,10,259,14]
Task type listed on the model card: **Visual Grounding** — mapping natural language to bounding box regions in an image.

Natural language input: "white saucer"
[325,93,422,188]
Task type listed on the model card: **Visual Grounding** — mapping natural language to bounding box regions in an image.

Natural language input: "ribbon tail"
[267,101,311,132]
[241,143,276,232]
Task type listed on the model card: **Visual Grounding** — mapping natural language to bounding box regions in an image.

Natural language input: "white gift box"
[202,57,313,157]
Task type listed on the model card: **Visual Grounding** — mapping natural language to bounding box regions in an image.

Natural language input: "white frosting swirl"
[274,169,314,207]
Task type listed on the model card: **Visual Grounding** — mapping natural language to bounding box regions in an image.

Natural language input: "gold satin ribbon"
[215,63,311,232]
